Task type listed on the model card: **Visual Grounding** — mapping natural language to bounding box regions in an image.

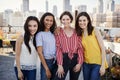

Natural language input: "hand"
[45,68,51,79]
[18,70,24,80]
[73,64,81,72]
[100,65,105,76]
[56,65,64,78]
[54,27,61,35]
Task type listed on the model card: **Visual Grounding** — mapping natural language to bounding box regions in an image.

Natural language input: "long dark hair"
[39,12,57,33]
[75,12,94,36]
[24,16,40,54]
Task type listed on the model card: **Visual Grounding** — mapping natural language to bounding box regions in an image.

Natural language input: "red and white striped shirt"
[55,28,84,65]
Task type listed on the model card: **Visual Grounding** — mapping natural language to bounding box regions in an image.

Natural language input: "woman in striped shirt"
[54,11,84,80]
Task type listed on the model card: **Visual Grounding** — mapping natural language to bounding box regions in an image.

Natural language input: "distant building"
[106,12,120,28]
[10,11,23,27]
[115,4,120,12]
[93,8,97,14]
[46,0,48,12]
[77,5,87,13]
[38,12,44,19]
[107,0,115,12]
[97,0,103,13]
[92,13,106,27]
[3,9,13,26]
[23,0,29,12]
[63,0,72,12]
[53,5,57,17]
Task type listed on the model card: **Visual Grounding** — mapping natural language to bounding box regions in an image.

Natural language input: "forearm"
[101,48,106,66]
[38,52,49,71]
[16,55,21,72]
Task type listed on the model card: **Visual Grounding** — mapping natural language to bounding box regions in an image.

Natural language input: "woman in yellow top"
[75,12,106,80]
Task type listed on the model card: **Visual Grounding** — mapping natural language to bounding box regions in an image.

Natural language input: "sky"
[0,0,120,16]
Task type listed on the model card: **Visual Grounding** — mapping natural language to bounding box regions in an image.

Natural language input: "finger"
[73,67,77,72]
[58,73,61,78]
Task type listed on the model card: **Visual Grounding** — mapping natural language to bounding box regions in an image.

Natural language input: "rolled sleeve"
[55,35,63,65]
[77,37,84,64]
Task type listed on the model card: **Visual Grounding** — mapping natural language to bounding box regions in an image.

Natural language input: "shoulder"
[36,31,44,36]
[16,34,24,44]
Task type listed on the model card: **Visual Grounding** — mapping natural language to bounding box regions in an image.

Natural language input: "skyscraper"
[63,0,72,12]
[46,0,48,12]
[107,0,115,12]
[52,5,57,17]
[77,5,87,13]
[23,0,29,12]
[97,0,103,13]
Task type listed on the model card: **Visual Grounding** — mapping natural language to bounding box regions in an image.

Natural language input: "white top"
[14,36,38,70]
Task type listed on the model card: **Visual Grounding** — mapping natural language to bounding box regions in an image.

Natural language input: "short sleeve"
[36,32,43,47]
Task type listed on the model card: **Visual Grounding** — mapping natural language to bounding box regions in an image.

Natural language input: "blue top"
[36,31,56,59]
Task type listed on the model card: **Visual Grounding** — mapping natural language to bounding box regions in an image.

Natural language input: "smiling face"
[44,16,53,31]
[61,15,71,27]
[28,20,38,36]
[78,16,89,30]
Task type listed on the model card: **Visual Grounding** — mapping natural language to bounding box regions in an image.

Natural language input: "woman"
[36,12,57,80]
[14,16,40,80]
[54,11,83,80]
[75,12,107,80]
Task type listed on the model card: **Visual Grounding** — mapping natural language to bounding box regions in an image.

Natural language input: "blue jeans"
[41,59,56,80]
[14,67,36,80]
[83,62,101,80]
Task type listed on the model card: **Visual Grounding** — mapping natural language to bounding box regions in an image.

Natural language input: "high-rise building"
[77,5,87,13]
[53,5,57,17]
[107,0,115,12]
[97,0,103,13]
[93,8,97,13]
[46,0,48,12]
[3,9,13,26]
[23,0,29,12]
[63,0,72,12]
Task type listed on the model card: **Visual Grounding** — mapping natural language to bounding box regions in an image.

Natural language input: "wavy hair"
[39,12,57,33]
[75,12,94,36]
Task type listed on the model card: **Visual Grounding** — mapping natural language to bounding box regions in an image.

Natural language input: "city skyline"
[0,0,120,16]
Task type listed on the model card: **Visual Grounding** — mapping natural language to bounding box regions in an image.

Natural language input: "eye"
[79,20,82,22]
[28,25,31,27]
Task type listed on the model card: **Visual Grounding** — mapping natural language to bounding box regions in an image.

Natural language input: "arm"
[55,34,64,78]
[77,37,84,64]
[94,28,106,76]
[55,34,63,65]
[54,27,61,35]
[37,46,51,78]
[35,32,51,78]
[73,37,84,72]
[15,35,23,79]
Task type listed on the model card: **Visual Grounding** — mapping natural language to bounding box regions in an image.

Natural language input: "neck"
[45,29,50,32]
[83,28,88,36]
[64,26,72,30]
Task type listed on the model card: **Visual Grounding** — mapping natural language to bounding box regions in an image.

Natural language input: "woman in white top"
[14,16,40,80]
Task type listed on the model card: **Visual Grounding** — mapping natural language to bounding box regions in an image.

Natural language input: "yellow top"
[82,30,102,65]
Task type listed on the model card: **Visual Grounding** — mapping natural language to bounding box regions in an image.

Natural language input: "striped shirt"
[55,28,83,65]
